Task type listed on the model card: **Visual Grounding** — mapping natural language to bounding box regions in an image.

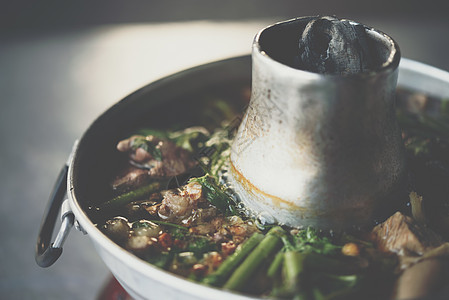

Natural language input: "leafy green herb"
[133,128,169,139]
[399,110,449,238]
[310,273,360,300]
[186,236,217,256]
[285,227,342,255]
[270,228,368,299]
[168,127,210,153]
[167,227,189,240]
[150,220,189,231]
[130,136,163,161]
[398,111,449,156]
[200,98,237,129]
[131,220,159,229]
[133,127,210,153]
[202,127,232,178]
[190,174,236,214]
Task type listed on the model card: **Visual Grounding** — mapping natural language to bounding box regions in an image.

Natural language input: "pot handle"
[35,164,74,267]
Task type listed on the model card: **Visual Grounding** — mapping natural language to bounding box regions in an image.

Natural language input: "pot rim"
[254,16,401,79]
[66,55,449,299]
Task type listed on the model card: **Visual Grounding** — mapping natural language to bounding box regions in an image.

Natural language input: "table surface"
[1,18,448,299]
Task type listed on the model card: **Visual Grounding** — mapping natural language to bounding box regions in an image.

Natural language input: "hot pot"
[36,54,449,299]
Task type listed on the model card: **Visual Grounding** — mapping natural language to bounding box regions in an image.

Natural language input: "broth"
[88,87,449,299]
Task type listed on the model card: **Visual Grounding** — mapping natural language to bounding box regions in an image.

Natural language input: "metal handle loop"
[35,165,74,267]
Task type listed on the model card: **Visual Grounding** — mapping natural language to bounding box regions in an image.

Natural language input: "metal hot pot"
[36,21,449,300]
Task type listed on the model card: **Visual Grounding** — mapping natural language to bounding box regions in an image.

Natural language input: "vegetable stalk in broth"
[90,89,449,299]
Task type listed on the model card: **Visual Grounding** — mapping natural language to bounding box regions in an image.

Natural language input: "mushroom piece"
[392,244,449,299]
[371,211,442,257]
[112,135,197,191]
[103,217,130,245]
[158,182,208,223]
[372,212,449,299]
[117,135,196,175]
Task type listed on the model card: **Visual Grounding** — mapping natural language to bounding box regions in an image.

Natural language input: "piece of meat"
[393,257,449,300]
[116,135,197,178]
[158,182,205,222]
[189,223,217,235]
[371,211,442,256]
[191,264,207,277]
[190,215,259,246]
[189,217,224,236]
[111,165,153,192]
[202,251,223,273]
[221,241,237,257]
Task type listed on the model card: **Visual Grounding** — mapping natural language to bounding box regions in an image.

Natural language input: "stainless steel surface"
[1,16,448,299]
[35,164,69,268]
[229,17,405,229]
[55,55,449,300]
[52,213,74,249]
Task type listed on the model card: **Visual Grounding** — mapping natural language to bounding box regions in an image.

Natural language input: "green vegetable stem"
[223,226,285,291]
[202,232,264,286]
[283,251,306,293]
[101,181,163,210]
[267,250,284,279]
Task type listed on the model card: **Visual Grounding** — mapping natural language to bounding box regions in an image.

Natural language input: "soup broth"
[88,87,449,299]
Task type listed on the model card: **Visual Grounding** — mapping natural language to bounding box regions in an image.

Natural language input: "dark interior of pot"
[258,17,399,73]
[70,56,252,224]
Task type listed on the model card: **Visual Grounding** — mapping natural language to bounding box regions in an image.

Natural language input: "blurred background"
[1,1,448,299]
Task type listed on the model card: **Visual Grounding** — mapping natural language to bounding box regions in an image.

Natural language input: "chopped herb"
[203,127,232,178]
[130,136,163,161]
[189,174,236,214]
[168,127,210,153]
[133,128,169,139]
[398,112,449,156]
[133,127,210,153]
[131,220,159,229]
[186,236,217,256]
[289,227,342,255]
[150,220,189,231]
[200,98,237,128]
[168,227,189,240]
